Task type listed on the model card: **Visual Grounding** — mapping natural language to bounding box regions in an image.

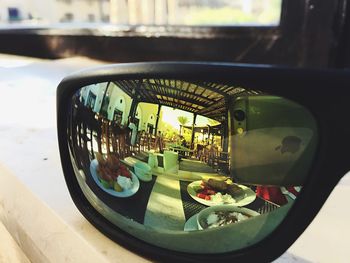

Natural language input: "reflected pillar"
[129,99,139,120]
[154,104,161,136]
[100,82,111,154]
[190,113,197,149]
[129,79,143,120]
[222,98,230,153]
[222,118,229,152]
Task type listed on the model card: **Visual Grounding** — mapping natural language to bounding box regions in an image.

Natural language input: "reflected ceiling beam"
[113,79,253,121]
[143,86,210,108]
[157,100,196,113]
[138,87,160,104]
[198,98,226,115]
[144,79,217,104]
[187,81,234,97]
[112,80,134,98]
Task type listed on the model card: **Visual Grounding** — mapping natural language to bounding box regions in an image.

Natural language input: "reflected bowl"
[197,205,260,230]
[134,162,152,182]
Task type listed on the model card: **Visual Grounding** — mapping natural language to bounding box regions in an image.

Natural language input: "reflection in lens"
[67,80,318,254]
[233,109,246,121]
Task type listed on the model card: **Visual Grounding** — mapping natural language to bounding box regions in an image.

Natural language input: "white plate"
[90,159,140,198]
[187,180,256,207]
[184,214,199,232]
[134,162,153,182]
[185,206,260,231]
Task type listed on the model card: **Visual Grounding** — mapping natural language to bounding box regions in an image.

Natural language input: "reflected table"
[179,181,279,221]
[83,161,280,228]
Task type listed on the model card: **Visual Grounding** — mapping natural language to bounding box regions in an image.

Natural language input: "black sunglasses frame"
[57,62,350,262]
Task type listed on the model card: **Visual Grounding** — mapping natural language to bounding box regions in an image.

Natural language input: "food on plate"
[113,181,123,192]
[207,179,228,191]
[101,179,112,189]
[117,175,133,190]
[96,152,107,166]
[210,192,234,204]
[201,210,252,229]
[226,184,246,201]
[197,205,259,230]
[195,179,246,203]
[96,153,133,191]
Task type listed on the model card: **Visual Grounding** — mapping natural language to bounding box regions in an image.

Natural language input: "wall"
[80,82,132,125]
[137,102,158,132]
[107,82,132,125]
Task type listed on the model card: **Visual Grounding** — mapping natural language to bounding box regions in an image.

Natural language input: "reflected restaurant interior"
[67,78,317,253]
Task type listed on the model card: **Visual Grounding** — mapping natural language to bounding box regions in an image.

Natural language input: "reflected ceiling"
[114,79,259,121]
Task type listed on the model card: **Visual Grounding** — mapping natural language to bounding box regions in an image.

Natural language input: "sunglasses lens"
[65,79,318,254]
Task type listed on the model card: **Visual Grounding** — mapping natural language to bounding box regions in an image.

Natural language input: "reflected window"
[113,109,123,124]
[86,91,96,109]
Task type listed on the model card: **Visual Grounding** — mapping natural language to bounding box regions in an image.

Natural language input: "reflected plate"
[135,172,153,182]
[185,206,260,231]
[187,180,256,207]
[184,214,199,232]
[90,159,140,198]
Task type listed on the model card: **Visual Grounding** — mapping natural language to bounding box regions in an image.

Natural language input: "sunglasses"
[57,62,349,262]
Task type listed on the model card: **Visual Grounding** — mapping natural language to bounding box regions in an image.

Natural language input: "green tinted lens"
[66,79,318,253]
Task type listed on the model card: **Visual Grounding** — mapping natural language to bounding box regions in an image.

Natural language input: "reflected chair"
[217,152,230,174]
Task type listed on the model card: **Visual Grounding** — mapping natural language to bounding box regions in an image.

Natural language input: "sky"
[160,106,219,128]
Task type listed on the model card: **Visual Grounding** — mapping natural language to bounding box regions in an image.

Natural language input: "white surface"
[0,54,349,262]
[0,164,115,263]
[274,174,350,263]
[0,220,30,263]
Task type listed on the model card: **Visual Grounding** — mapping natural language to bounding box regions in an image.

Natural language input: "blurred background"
[0,0,281,26]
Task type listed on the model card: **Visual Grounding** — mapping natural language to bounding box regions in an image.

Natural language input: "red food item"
[201,189,209,195]
[97,153,133,182]
[200,188,215,195]
[121,169,131,178]
[110,170,120,180]
[207,189,216,195]
[201,181,215,191]
[196,193,207,199]
[205,195,211,200]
